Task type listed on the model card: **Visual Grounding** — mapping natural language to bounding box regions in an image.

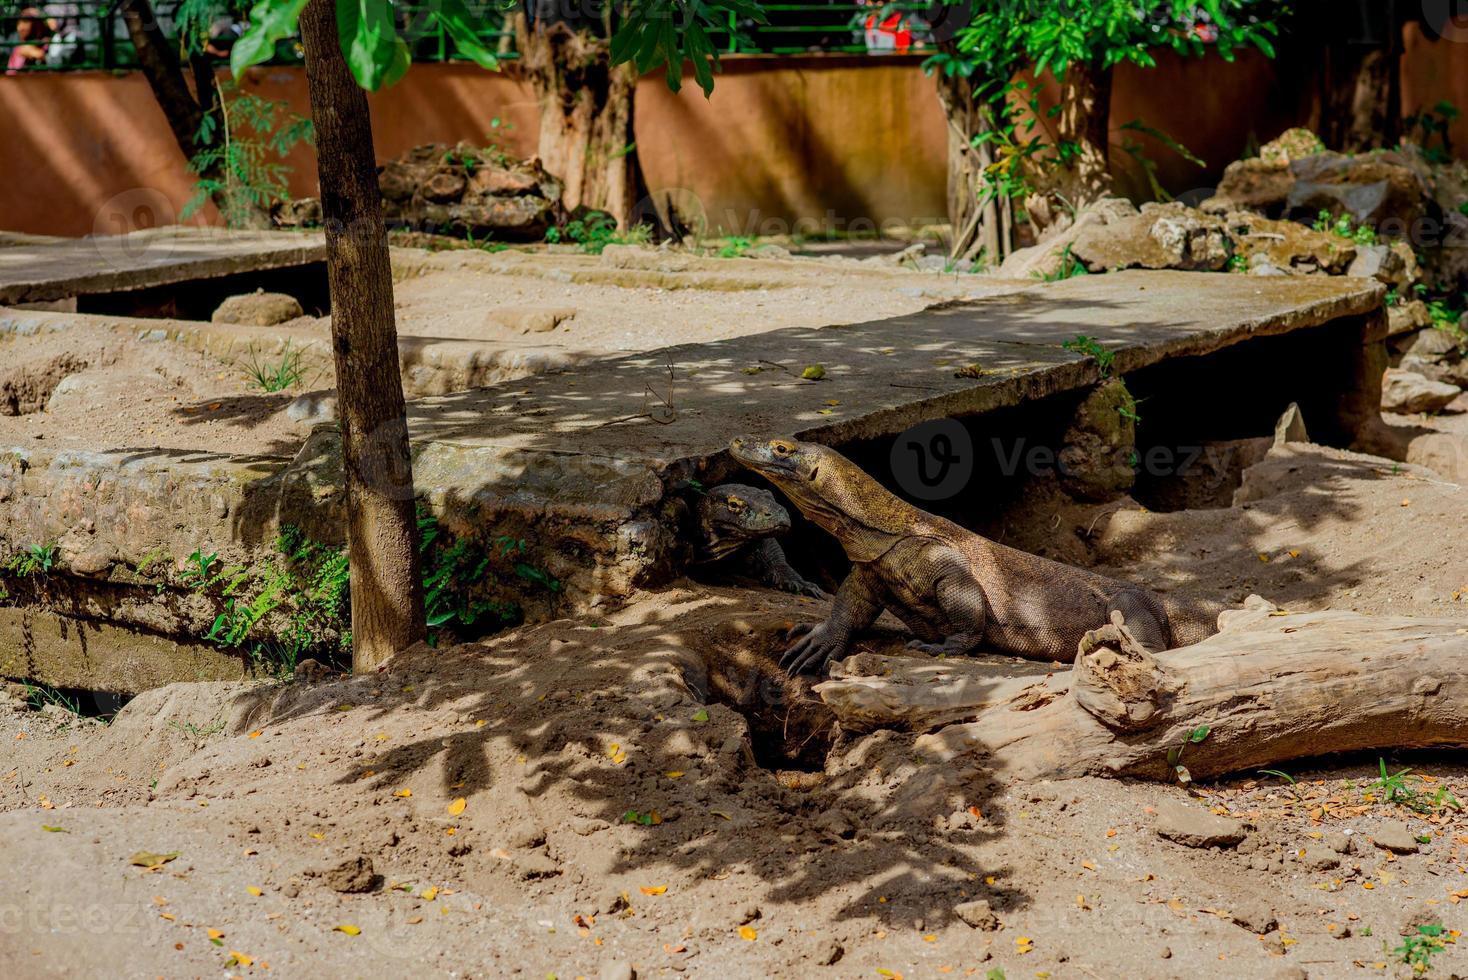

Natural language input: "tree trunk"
[934,58,1003,265]
[817,599,1468,783]
[299,0,426,671]
[1028,59,1112,236]
[514,13,638,226]
[1322,45,1396,152]
[118,0,225,201]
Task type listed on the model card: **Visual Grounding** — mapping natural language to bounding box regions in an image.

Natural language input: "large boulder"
[996,197,1138,280]
[211,290,303,326]
[1200,128,1325,215]
[1381,367,1461,414]
[1223,210,1357,275]
[1070,201,1231,273]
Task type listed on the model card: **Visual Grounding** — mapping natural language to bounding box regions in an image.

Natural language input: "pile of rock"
[274,142,564,241]
[999,127,1468,416]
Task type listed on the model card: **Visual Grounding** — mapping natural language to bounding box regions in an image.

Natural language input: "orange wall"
[2,42,1466,240]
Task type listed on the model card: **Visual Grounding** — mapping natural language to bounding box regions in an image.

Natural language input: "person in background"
[6,7,52,73]
[861,0,912,53]
[39,2,81,66]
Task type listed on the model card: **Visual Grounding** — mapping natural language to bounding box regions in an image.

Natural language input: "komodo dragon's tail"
[1162,594,1230,648]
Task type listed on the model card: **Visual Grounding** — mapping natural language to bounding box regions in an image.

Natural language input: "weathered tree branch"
[817,599,1468,782]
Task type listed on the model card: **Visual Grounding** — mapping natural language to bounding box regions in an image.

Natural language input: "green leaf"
[336,0,411,91]
[232,0,310,77]
[430,0,499,71]
[41,825,68,833]
[1189,724,1211,744]
[691,708,709,723]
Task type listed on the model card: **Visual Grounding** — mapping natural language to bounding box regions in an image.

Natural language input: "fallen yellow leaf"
[422,886,439,901]
[665,771,685,779]
[207,929,225,940]
[393,788,412,798]
[226,951,254,967]
[639,885,667,896]
[246,886,263,897]
[248,730,263,739]
[128,851,180,869]
[447,797,467,816]
[738,925,758,941]
[334,925,361,936]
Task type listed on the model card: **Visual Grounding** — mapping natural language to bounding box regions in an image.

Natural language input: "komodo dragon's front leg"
[901,550,990,657]
[781,564,883,675]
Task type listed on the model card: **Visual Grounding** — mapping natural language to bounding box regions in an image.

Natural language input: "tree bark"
[514,13,638,226]
[817,599,1468,783]
[1027,59,1113,237]
[934,57,1003,265]
[119,0,208,158]
[299,0,426,671]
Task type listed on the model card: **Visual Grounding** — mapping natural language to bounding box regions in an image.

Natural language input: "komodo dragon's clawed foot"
[781,623,847,676]
[905,636,981,657]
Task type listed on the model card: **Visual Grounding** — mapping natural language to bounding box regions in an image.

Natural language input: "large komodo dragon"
[691,483,827,598]
[731,435,1205,675]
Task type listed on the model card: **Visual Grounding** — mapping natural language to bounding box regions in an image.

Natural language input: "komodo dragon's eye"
[772,441,794,456]
[726,497,745,512]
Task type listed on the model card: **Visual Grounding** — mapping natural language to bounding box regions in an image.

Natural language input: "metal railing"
[1,1,935,73]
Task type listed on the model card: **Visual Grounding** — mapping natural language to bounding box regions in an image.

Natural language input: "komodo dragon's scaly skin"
[692,484,827,599]
[730,436,1177,675]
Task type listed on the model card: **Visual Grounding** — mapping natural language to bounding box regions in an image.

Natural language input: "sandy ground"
[2,441,1467,978]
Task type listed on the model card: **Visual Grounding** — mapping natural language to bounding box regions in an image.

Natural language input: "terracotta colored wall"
[1,42,1465,241]
[1402,20,1468,152]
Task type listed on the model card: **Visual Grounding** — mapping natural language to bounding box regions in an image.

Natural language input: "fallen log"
[816,598,1468,782]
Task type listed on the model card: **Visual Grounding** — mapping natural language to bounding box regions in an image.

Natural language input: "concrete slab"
[0,227,325,305]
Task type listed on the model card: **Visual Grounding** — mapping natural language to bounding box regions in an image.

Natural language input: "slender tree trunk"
[934,58,1003,265]
[118,0,226,205]
[1035,59,1112,231]
[514,13,638,226]
[299,0,426,671]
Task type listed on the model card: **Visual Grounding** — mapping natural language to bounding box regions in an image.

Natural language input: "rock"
[599,961,635,980]
[1154,798,1247,848]
[1347,244,1410,288]
[1273,403,1310,447]
[1058,377,1137,501]
[367,142,561,240]
[1260,128,1327,166]
[1070,201,1231,273]
[1230,896,1278,934]
[212,290,303,327]
[513,851,561,879]
[1287,151,1427,230]
[286,390,337,426]
[953,899,1001,930]
[746,243,793,260]
[817,940,844,965]
[1227,210,1358,274]
[1398,327,1461,359]
[1381,368,1461,414]
[293,658,332,682]
[600,243,696,272]
[1387,299,1433,336]
[997,197,1137,280]
[1300,846,1341,871]
[1322,829,1355,855]
[316,855,377,893]
[487,305,577,334]
[1371,820,1421,854]
[813,809,856,839]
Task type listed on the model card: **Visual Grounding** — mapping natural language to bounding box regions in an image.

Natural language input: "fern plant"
[183,80,315,228]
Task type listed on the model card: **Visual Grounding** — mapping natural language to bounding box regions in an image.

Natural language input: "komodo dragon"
[730,435,1188,675]
[691,483,827,599]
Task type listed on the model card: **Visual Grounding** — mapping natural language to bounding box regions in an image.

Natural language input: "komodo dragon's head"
[693,483,791,562]
[729,436,924,563]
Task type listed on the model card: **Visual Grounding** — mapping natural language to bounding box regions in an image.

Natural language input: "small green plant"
[716,236,754,258]
[1391,923,1450,974]
[183,80,315,229]
[1166,725,1211,784]
[545,211,652,255]
[1037,244,1089,282]
[1116,387,1142,424]
[1228,254,1249,273]
[22,680,80,717]
[463,229,509,253]
[241,342,306,393]
[1312,209,1378,246]
[4,543,57,579]
[1258,768,1297,786]
[1403,100,1460,164]
[1062,335,1116,377]
[168,716,227,741]
[1372,758,1462,814]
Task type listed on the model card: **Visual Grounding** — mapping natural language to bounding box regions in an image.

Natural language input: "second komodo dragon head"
[694,483,792,562]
